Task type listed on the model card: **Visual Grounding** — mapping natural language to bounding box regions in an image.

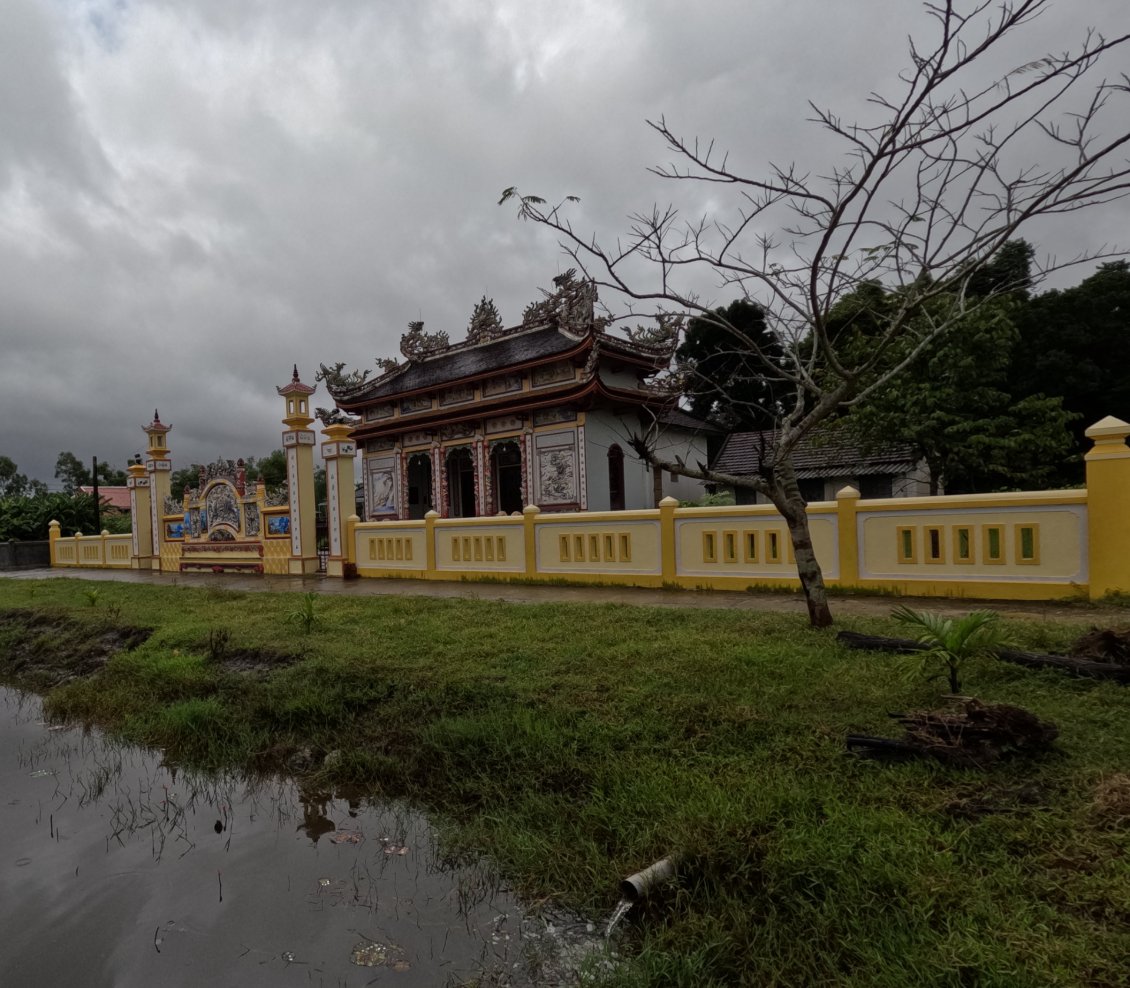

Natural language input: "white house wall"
[583,411,654,510]
[654,429,710,503]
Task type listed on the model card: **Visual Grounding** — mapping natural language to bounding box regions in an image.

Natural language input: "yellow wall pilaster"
[659,496,678,583]
[48,519,60,566]
[835,485,861,589]
[425,510,438,574]
[523,504,540,576]
[346,514,359,568]
[1085,415,1130,598]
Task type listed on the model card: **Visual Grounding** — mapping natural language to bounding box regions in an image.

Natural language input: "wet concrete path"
[0,566,1114,623]
[0,687,608,987]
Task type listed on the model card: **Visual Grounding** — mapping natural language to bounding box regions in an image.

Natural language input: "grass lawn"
[1,577,1128,987]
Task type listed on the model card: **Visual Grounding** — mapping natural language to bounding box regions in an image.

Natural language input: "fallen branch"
[837,631,1130,684]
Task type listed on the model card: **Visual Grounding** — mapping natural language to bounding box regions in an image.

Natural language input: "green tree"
[676,299,785,429]
[0,492,99,541]
[246,450,288,490]
[54,451,91,494]
[0,456,33,498]
[1011,260,1130,474]
[841,291,1075,494]
[170,466,200,503]
[94,462,128,486]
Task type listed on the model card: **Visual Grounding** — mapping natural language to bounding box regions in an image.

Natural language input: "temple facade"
[323,273,711,520]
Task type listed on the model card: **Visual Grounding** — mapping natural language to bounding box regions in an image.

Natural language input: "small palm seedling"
[83,587,102,608]
[891,606,1008,694]
[289,592,320,634]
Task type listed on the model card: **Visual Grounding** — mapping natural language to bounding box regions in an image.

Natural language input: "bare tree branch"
[504,0,1129,626]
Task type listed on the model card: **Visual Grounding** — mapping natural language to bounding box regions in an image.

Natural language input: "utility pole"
[92,455,100,534]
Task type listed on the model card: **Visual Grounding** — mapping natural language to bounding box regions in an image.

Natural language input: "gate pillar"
[321,422,357,577]
[277,366,320,575]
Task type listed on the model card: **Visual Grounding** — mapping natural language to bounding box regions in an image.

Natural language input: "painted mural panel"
[366,456,398,517]
[364,404,394,421]
[533,406,575,426]
[536,448,577,505]
[266,514,291,536]
[533,430,580,507]
[205,483,240,531]
[482,374,522,396]
[532,362,573,387]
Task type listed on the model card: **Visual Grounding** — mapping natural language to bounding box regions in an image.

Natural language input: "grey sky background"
[2,0,1127,485]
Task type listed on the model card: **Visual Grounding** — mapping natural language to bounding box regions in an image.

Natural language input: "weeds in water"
[289,592,320,634]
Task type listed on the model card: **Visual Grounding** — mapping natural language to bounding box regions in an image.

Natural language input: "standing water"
[0,687,620,986]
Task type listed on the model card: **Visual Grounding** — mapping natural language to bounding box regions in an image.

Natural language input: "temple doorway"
[608,444,625,511]
[491,441,523,514]
[446,447,476,517]
[406,453,433,520]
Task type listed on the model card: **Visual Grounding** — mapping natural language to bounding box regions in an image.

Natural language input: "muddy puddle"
[0,687,616,987]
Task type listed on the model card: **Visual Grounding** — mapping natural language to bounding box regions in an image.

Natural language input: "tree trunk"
[769,467,834,627]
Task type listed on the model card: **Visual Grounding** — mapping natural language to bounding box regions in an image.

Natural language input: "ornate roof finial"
[292,364,300,382]
[400,321,450,361]
[467,296,505,344]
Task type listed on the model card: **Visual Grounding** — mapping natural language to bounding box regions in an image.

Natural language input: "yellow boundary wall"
[48,525,133,570]
[346,418,1130,602]
[47,416,1130,604]
[344,487,1099,601]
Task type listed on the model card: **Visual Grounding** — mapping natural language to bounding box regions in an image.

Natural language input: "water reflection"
[0,687,616,987]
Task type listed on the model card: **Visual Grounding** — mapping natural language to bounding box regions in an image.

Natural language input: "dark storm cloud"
[1,0,1126,483]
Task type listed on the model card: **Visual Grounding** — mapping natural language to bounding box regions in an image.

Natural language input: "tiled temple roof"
[711,430,918,480]
[337,326,583,405]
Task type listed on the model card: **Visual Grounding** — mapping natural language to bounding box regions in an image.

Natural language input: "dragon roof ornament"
[400,321,450,361]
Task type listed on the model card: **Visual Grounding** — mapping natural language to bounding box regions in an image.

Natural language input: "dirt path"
[2,566,1118,624]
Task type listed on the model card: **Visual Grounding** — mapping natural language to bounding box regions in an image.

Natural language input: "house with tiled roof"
[78,486,132,512]
[710,430,934,503]
[325,273,714,519]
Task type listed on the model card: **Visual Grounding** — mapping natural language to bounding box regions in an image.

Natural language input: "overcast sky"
[2,0,1127,485]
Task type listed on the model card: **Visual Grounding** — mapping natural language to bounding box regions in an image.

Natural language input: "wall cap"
[1085,415,1130,440]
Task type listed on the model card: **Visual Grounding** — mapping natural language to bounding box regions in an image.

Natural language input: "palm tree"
[890,607,1007,694]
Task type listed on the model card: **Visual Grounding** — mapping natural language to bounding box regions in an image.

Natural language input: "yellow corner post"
[1085,415,1130,599]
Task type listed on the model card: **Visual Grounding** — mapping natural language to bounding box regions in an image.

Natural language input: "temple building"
[322,273,711,520]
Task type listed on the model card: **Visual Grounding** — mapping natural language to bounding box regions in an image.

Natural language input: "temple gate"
[121,368,356,576]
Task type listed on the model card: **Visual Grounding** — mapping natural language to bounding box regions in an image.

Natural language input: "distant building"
[710,431,934,503]
[78,486,132,511]
[326,273,713,519]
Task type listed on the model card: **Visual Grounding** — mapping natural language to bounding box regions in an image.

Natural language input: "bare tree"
[503,0,1130,627]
